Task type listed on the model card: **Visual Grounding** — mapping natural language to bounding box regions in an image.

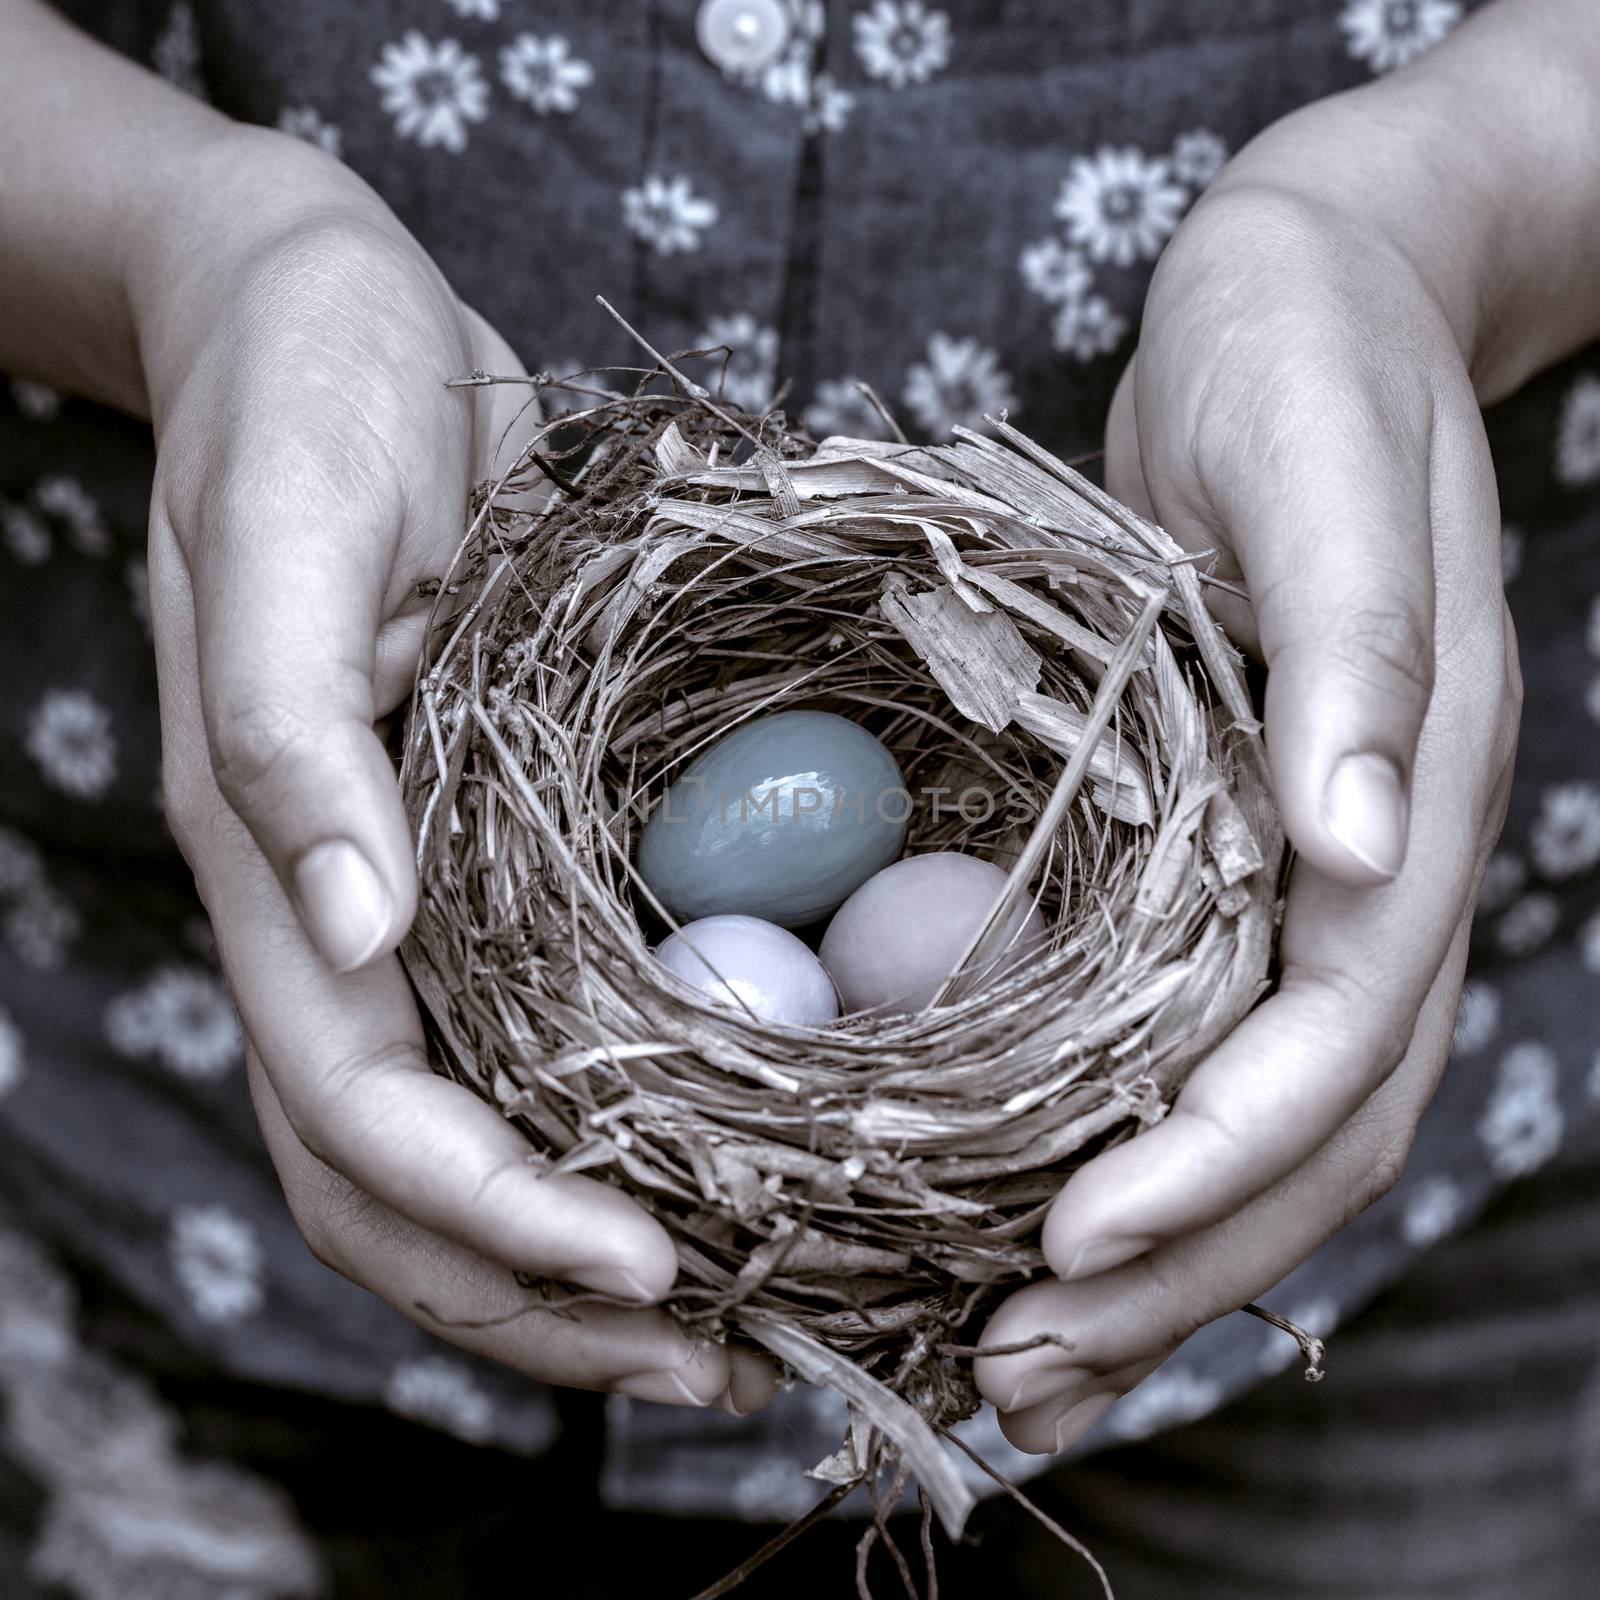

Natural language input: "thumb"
[1167,370,1437,885]
[182,471,420,972]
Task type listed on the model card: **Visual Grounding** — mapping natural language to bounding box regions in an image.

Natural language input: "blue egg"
[637,710,909,928]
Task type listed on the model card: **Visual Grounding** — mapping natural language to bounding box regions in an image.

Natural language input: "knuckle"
[161,772,217,865]
[1331,599,1436,711]
[1345,1128,1415,1226]
[283,1170,370,1278]
[205,694,313,821]
[295,1037,429,1171]
[1106,1258,1209,1368]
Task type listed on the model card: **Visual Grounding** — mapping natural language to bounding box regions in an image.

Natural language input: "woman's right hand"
[135,127,775,1415]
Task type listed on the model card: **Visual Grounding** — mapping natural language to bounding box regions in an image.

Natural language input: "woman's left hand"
[974,82,1523,1452]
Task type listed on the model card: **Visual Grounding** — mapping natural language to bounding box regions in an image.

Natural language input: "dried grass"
[398,353,1283,1540]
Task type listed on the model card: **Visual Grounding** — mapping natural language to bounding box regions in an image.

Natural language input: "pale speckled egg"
[655,914,840,1027]
[819,852,1049,1015]
[636,710,909,928]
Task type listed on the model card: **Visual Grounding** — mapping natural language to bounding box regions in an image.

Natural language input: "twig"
[688,1482,859,1600]
[1244,1302,1327,1382]
[934,1426,1115,1600]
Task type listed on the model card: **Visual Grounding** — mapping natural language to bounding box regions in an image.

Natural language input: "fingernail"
[293,840,393,972]
[1063,1235,1149,1282]
[1322,753,1408,881]
[573,1262,658,1304]
[1051,1391,1117,1454]
[614,1369,712,1408]
[999,1363,1085,1415]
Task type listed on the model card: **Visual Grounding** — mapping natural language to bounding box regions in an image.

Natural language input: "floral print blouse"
[3,0,1599,1565]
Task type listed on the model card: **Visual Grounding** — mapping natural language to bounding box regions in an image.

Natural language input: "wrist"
[1210,8,1600,406]
[1206,81,1504,390]
[127,126,408,426]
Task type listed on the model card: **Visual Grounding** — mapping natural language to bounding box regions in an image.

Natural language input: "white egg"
[819,852,1049,1015]
[655,914,839,1027]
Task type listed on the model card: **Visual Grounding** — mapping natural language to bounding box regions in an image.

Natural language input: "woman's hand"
[974,76,1529,1450]
[134,130,774,1416]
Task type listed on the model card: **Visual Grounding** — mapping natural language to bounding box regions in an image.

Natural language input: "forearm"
[0,0,384,421]
[1216,0,1600,405]
[1404,0,1600,398]
[0,1,224,413]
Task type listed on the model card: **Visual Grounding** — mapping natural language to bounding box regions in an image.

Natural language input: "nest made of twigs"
[399,360,1283,1535]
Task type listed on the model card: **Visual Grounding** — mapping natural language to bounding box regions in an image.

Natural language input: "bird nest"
[398,361,1283,1538]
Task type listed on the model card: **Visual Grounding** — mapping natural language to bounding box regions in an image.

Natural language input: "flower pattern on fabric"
[4,476,108,564]
[1478,1043,1565,1179]
[2,0,1599,1516]
[371,33,490,153]
[25,689,118,800]
[1171,128,1229,188]
[1556,374,1600,488]
[1339,0,1463,75]
[499,34,593,114]
[385,1358,494,1443]
[151,1,206,99]
[1055,145,1188,269]
[1019,239,1093,306]
[276,105,343,157]
[852,1,951,90]
[170,1206,266,1324]
[712,3,856,134]
[126,558,152,635]
[1582,910,1600,974]
[3,881,79,972]
[622,174,719,255]
[803,378,895,440]
[903,333,1017,437]
[1530,782,1600,881]
[1052,296,1129,363]
[1452,981,1501,1056]
[697,313,780,413]
[1495,891,1560,956]
[35,475,110,557]
[1106,1365,1222,1441]
[9,377,61,421]
[1477,851,1526,912]
[0,1222,321,1598]
[105,965,242,1081]
[0,1007,22,1100]
[1020,140,1209,364]
[1,834,78,975]
[1,499,49,565]
[1501,522,1524,584]
[1401,1174,1466,1248]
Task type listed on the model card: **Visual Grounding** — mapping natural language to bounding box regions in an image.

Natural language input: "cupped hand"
[138,130,774,1414]
[977,103,1521,1450]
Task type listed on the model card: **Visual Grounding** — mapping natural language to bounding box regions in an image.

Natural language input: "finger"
[1040,711,1503,1287]
[166,426,429,972]
[248,1052,780,1412]
[1139,311,1451,884]
[1103,354,1158,523]
[153,546,680,1303]
[977,929,1465,1453]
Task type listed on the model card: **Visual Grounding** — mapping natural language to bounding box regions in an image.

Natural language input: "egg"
[636,710,909,928]
[819,852,1049,1015]
[655,915,839,1027]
